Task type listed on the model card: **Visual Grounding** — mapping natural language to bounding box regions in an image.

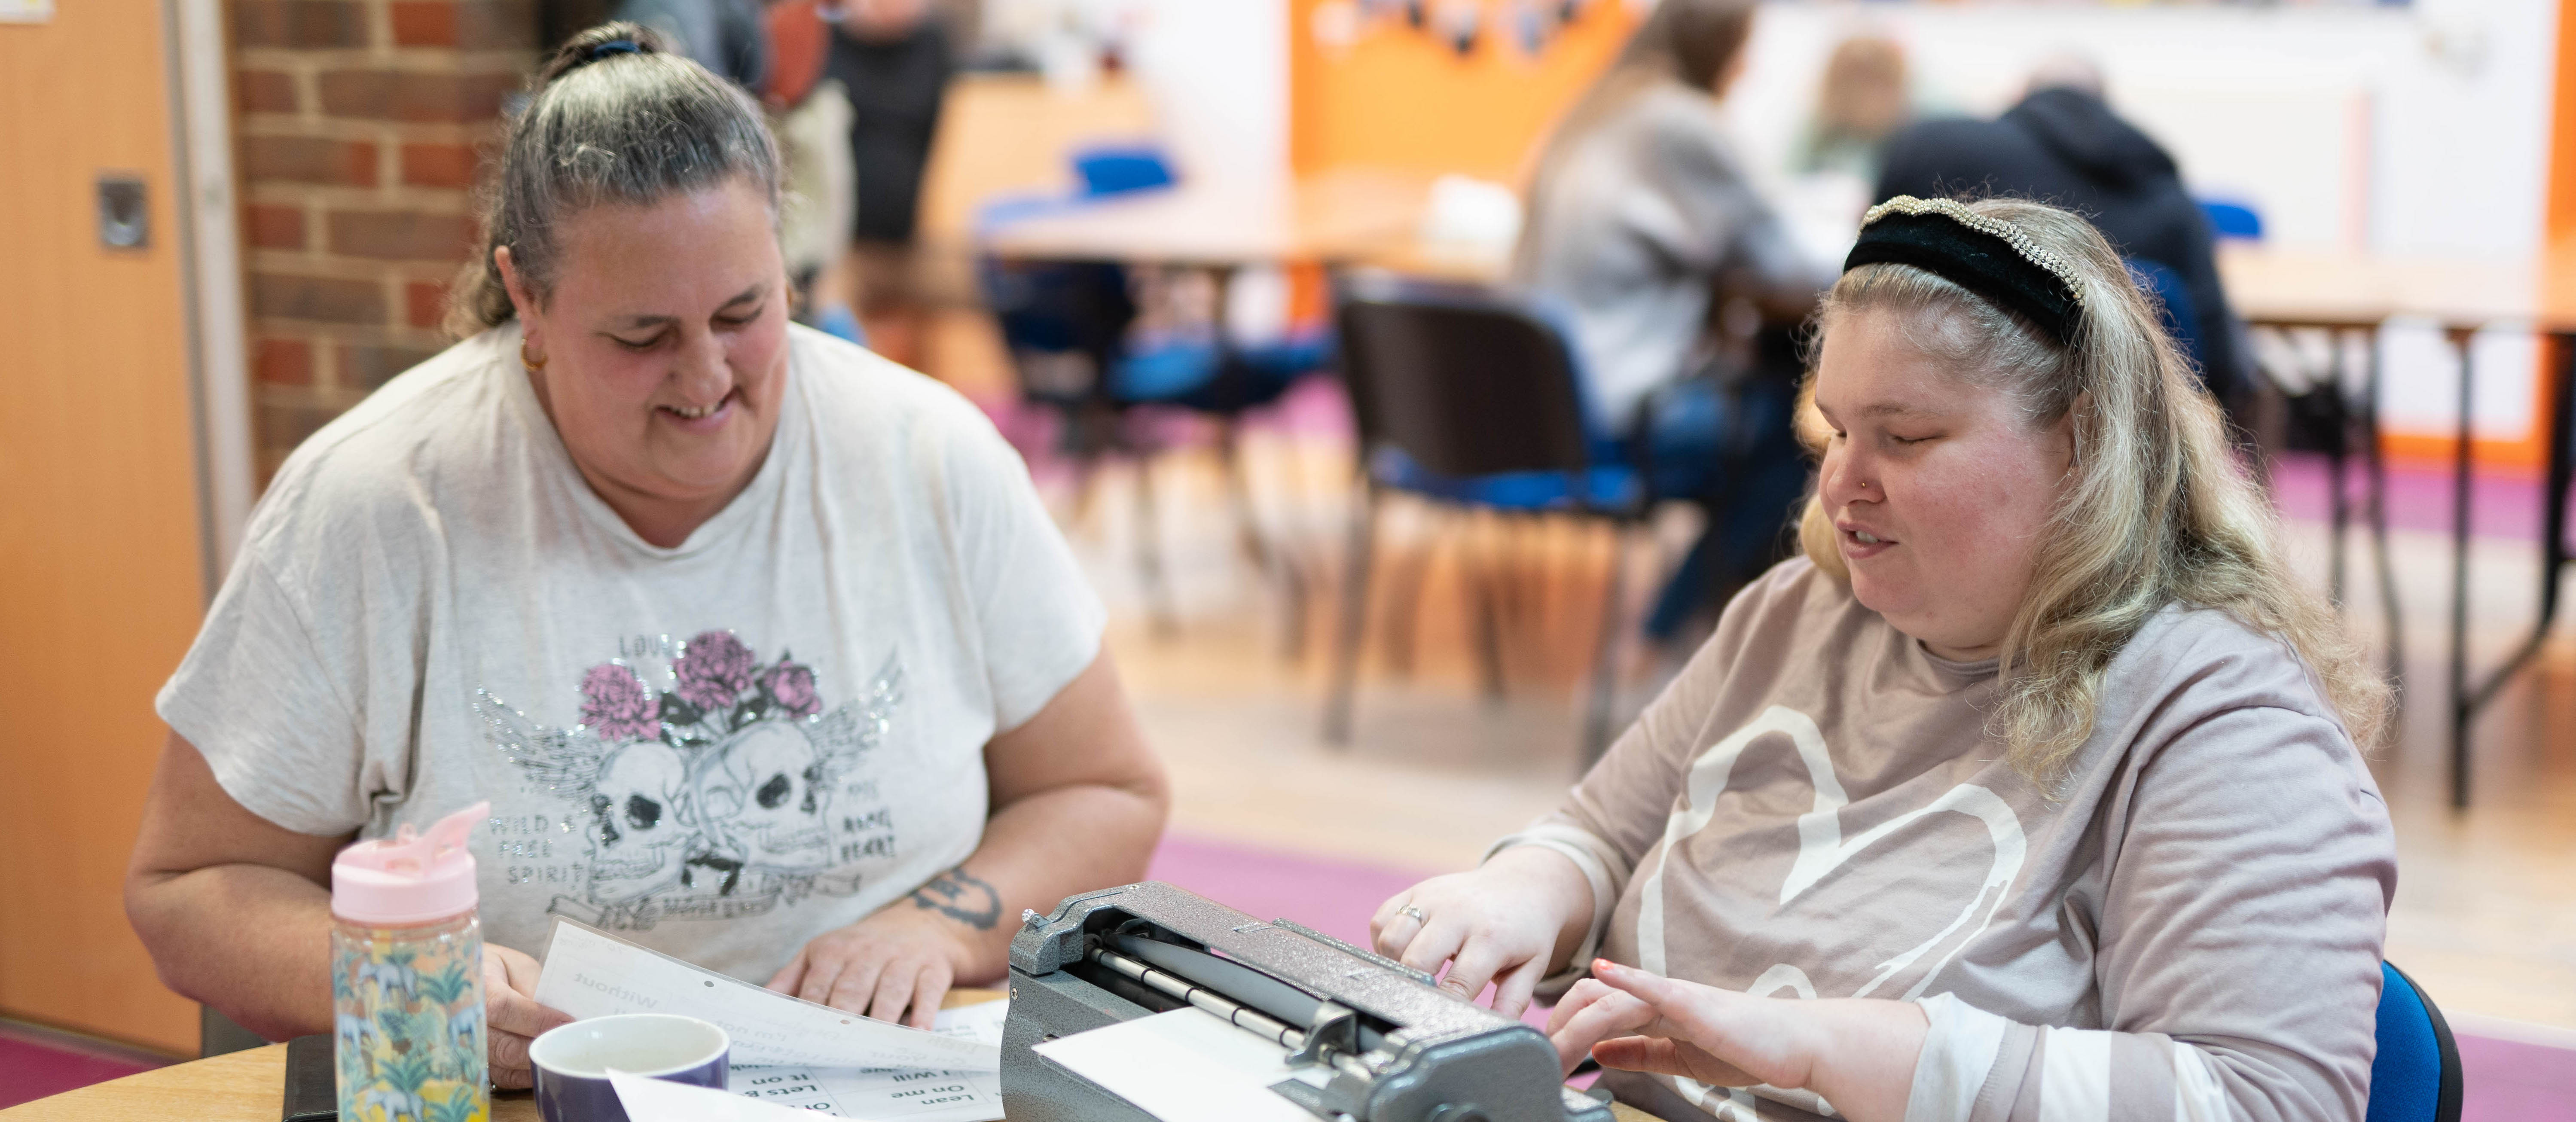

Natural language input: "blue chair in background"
[1068,143,1176,196]
[2371,961,2463,1122]
[2199,198,2265,241]
[978,143,1331,635]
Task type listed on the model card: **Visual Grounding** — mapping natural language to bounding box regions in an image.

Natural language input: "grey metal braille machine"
[1002,881,1614,1122]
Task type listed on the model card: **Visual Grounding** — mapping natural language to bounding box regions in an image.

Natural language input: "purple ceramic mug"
[530,1014,731,1122]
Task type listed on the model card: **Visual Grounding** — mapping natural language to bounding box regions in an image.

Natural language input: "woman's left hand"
[767,903,976,1029]
[1547,960,1927,1122]
[1547,961,1807,1085]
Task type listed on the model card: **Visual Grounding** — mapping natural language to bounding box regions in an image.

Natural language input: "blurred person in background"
[1874,54,2253,418]
[1792,34,1911,185]
[613,0,770,87]
[766,0,865,342]
[1514,0,1834,647]
[820,0,975,368]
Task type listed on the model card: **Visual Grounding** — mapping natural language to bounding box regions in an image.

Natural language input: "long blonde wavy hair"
[1796,198,2390,782]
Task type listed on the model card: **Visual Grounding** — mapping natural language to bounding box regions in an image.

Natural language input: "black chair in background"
[1325,276,1655,761]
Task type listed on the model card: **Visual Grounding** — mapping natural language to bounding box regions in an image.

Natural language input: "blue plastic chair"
[1070,143,1177,197]
[2199,198,2265,241]
[2370,961,2463,1122]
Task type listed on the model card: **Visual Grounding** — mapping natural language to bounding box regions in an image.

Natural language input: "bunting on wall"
[1310,0,1616,61]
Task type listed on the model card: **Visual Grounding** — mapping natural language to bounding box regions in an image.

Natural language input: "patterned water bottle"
[332,801,491,1122]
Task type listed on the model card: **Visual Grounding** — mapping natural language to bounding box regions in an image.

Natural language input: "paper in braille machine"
[1001,881,1616,1122]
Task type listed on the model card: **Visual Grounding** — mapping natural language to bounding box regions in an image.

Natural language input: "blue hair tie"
[584,38,642,61]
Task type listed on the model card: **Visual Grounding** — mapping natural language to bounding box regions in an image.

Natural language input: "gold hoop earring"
[520,338,547,372]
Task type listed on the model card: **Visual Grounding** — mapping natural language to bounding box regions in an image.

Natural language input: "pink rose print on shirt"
[673,630,757,711]
[762,660,820,719]
[579,663,658,742]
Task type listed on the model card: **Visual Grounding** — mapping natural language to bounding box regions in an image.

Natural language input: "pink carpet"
[2268,451,2559,543]
[2454,1034,2576,1120]
[0,1024,165,1109]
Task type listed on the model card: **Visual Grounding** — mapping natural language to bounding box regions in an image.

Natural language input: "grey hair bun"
[445,20,781,337]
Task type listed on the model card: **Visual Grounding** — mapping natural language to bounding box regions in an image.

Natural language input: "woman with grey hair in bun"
[1375,197,2395,1122]
[126,23,1166,1087]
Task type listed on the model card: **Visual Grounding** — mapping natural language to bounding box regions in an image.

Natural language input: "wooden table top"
[1,987,1663,1122]
[977,167,1449,269]
[2217,245,2576,332]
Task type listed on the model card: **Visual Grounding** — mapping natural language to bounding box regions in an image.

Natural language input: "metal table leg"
[2448,329,2576,809]
[2329,347,2350,608]
[2447,327,2475,808]
[2362,328,2406,701]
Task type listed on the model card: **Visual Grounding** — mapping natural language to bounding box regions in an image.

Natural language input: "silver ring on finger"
[1400,905,1426,924]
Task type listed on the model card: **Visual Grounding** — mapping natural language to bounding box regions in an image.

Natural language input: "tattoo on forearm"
[910,865,1002,930]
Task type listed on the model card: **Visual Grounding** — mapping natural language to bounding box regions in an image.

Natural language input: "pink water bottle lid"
[331,801,488,926]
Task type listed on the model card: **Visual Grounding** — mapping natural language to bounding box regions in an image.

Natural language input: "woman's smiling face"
[502,177,788,545]
[1810,307,2075,661]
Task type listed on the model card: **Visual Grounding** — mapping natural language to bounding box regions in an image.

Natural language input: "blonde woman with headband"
[1373,197,2394,1122]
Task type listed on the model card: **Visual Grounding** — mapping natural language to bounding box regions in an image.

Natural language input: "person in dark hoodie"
[1874,55,2252,416]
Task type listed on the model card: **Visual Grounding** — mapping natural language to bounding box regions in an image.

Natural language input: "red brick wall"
[231,0,537,480]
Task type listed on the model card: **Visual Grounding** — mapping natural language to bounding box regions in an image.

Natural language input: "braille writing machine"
[1002,881,1616,1122]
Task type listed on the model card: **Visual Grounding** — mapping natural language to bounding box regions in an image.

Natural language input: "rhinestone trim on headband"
[1859,196,2086,307]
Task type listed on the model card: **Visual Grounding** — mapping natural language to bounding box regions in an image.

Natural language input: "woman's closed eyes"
[602,307,763,351]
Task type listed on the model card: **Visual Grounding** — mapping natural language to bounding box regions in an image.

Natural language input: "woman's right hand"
[1370,846,1594,1019]
[484,943,574,1089]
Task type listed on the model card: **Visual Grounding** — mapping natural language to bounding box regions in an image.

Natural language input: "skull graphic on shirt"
[699,720,835,874]
[585,740,693,902]
[480,640,905,930]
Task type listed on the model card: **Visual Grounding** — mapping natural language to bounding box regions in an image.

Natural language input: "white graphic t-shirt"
[1496,558,2395,1122]
[159,323,1105,981]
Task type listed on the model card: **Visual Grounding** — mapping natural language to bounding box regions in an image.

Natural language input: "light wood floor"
[1049,430,2576,1033]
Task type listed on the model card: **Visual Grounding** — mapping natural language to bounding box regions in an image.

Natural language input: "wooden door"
[0,0,210,1055]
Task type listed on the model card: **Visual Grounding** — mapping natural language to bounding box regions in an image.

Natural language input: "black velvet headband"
[1843,197,2086,346]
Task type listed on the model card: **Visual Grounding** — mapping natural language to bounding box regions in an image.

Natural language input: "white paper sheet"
[611,1070,820,1122]
[1031,1008,1319,1122]
[534,917,998,1072]
[728,1062,1002,1121]
[727,998,1009,1122]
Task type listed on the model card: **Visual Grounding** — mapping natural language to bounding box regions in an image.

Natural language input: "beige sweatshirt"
[1496,558,2394,1122]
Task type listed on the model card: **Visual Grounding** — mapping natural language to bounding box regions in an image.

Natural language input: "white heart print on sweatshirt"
[1633,705,2028,1119]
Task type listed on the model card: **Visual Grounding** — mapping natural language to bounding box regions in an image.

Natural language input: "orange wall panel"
[1288,0,1636,181]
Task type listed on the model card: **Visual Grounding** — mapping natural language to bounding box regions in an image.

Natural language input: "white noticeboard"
[0,0,52,23]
